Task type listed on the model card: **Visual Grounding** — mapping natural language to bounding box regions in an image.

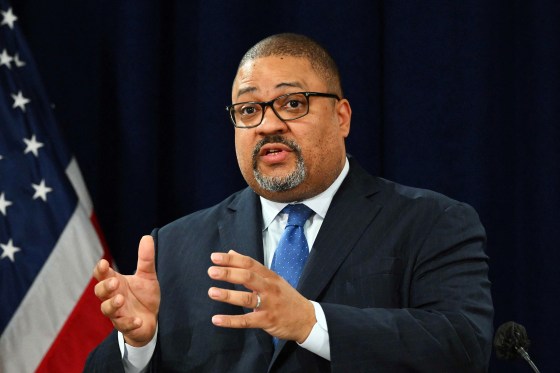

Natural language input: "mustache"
[252,135,300,159]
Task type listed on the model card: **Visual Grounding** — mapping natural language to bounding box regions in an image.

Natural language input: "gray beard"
[252,136,306,192]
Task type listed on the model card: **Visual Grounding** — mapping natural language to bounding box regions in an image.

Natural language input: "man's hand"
[207,250,316,343]
[93,235,160,347]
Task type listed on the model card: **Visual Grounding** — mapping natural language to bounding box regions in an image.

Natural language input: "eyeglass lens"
[230,93,309,127]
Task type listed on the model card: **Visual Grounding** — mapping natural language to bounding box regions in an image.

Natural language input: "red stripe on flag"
[36,213,114,372]
[36,275,113,372]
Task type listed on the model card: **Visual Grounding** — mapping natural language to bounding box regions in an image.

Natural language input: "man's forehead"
[232,56,318,99]
[239,56,306,75]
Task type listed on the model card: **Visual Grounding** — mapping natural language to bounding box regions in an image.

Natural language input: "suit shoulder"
[347,157,473,214]
[374,177,477,216]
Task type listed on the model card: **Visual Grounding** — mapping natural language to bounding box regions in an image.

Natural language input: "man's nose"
[257,106,287,134]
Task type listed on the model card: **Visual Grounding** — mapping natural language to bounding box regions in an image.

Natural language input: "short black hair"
[238,33,343,96]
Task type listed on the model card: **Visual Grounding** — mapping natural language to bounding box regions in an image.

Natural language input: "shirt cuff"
[118,324,158,373]
[297,301,331,360]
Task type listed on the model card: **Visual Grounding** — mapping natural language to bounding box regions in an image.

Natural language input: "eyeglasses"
[226,91,340,128]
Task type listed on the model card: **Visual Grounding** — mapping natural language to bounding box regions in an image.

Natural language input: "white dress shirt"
[119,158,350,372]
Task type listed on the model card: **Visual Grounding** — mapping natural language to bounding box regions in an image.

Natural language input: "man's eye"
[240,106,257,116]
[287,100,302,108]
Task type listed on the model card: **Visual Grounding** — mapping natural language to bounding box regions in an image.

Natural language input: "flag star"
[32,179,53,201]
[1,7,17,29]
[14,53,25,67]
[23,134,44,157]
[0,8,17,28]
[0,49,13,68]
[1,239,21,262]
[11,91,30,111]
[0,192,13,216]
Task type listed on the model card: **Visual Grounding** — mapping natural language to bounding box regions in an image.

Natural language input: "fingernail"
[211,253,223,263]
[208,288,220,298]
[212,316,223,325]
[208,267,221,277]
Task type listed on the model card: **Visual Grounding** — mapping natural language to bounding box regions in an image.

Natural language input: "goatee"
[252,135,306,192]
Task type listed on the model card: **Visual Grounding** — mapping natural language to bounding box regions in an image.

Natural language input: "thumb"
[136,235,156,276]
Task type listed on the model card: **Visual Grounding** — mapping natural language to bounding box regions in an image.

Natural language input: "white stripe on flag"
[66,158,93,215]
[0,159,104,372]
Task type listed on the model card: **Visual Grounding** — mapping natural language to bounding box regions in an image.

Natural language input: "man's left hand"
[207,250,316,343]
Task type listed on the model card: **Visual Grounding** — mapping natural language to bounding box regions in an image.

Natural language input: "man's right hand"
[93,235,160,347]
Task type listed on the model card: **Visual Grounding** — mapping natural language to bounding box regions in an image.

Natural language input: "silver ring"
[254,293,261,310]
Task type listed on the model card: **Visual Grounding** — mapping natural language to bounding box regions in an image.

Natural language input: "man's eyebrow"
[236,86,257,99]
[275,82,304,90]
[236,82,305,100]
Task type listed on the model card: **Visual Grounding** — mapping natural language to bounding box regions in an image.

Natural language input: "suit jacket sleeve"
[83,330,125,373]
[322,202,493,372]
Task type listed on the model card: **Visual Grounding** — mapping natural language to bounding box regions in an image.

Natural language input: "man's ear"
[336,99,352,138]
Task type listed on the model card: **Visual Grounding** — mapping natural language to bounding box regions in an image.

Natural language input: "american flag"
[0,2,113,371]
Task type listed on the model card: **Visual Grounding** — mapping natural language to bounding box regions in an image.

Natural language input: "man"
[85,33,493,372]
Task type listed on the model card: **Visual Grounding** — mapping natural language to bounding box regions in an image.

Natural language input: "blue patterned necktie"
[271,204,314,289]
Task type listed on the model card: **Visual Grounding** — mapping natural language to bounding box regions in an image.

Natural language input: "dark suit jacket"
[85,158,493,372]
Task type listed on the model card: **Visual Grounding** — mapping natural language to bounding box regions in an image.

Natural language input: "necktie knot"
[283,204,313,227]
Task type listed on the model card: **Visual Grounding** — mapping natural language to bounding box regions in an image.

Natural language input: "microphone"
[493,321,540,373]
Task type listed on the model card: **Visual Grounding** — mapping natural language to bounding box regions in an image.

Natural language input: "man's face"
[232,56,351,202]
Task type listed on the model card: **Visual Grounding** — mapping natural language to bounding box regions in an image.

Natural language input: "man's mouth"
[259,143,292,157]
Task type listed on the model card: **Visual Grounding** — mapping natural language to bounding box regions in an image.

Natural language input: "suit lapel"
[217,188,275,360]
[297,160,382,301]
[218,187,264,295]
[218,188,263,261]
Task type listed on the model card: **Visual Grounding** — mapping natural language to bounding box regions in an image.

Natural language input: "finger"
[94,277,119,300]
[93,259,116,281]
[99,293,125,317]
[136,235,156,278]
[211,313,263,329]
[100,294,143,333]
[110,311,144,334]
[114,317,143,334]
[208,266,266,291]
[211,251,273,278]
[208,287,260,309]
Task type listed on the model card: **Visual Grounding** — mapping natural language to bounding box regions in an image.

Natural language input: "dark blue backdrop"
[13,1,559,371]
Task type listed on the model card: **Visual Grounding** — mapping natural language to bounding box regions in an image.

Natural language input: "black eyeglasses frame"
[225,91,341,129]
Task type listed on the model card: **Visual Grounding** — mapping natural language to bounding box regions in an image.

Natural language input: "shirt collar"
[260,157,350,230]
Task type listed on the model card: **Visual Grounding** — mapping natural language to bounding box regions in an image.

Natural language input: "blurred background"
[12,1,560,371]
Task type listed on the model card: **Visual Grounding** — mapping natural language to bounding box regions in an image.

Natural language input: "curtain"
[15,1,560,371]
